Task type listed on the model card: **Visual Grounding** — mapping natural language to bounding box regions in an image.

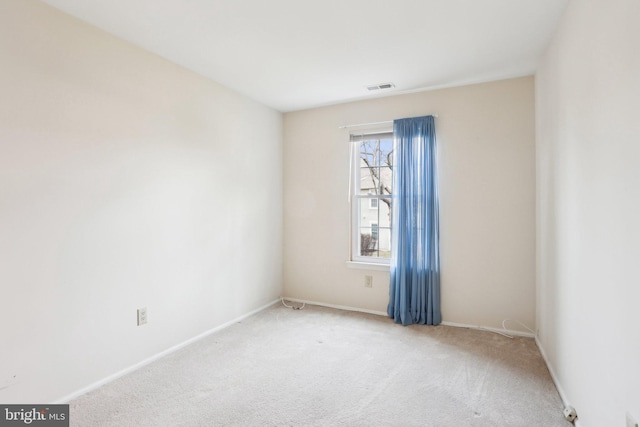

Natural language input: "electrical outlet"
[563,406,577,423]
[364,275,373,288]
[137,307,148,326]
[627,413,639,427]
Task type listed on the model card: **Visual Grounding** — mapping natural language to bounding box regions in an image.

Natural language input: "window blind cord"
[281,298,305,310]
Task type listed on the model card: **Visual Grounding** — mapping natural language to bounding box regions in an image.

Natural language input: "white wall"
[536,0,640,425]
[283,77,536,330]
[0,0,282,403]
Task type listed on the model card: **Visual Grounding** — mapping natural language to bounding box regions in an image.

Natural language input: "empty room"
[1,0,638,426]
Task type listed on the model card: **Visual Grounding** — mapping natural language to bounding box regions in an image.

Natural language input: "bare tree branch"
[359,140,393,219]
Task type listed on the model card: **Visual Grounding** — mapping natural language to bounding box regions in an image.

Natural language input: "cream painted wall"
[0,0,282,403]
[284,77,536,330]
[536,0,640,425]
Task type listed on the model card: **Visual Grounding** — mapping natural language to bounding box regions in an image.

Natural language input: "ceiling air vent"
[366,82,395,91]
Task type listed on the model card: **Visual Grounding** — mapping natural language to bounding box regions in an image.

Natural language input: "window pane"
[378,228,392,258]
[360,198,379,231]
[379,197,392,227]
[359,227,379,257]
[359,167,377,193]
[359,140,377,167]
[379,139,393,167]
[379,139,393,193]
[380,165,392,195]
[359,197,373,212]
[371,223,379,239]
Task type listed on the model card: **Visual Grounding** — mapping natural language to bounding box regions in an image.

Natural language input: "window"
[350,131,393,263]
[370,222,379,239]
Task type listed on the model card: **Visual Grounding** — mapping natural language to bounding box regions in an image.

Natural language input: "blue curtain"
[387,115,441,326]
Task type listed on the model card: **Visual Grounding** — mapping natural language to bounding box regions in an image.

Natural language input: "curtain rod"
[338,115,438,129]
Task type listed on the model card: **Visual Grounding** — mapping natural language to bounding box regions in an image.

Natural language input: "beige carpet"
[70,303,569,426]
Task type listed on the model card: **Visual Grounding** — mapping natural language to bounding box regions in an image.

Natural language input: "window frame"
[349,130,394,265]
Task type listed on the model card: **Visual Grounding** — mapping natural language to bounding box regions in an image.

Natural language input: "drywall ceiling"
[40,0,568,112]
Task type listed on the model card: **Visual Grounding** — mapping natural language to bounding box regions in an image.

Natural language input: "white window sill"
[346,261,390,272]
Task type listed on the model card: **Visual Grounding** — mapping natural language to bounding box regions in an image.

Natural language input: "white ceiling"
[40,0,568,112]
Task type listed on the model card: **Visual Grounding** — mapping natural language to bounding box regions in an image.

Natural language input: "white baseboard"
[53,298,280,404]
[282,298,535,338]
[282,297,388,317]
[535,336,582,426]
[441,321,535,338]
